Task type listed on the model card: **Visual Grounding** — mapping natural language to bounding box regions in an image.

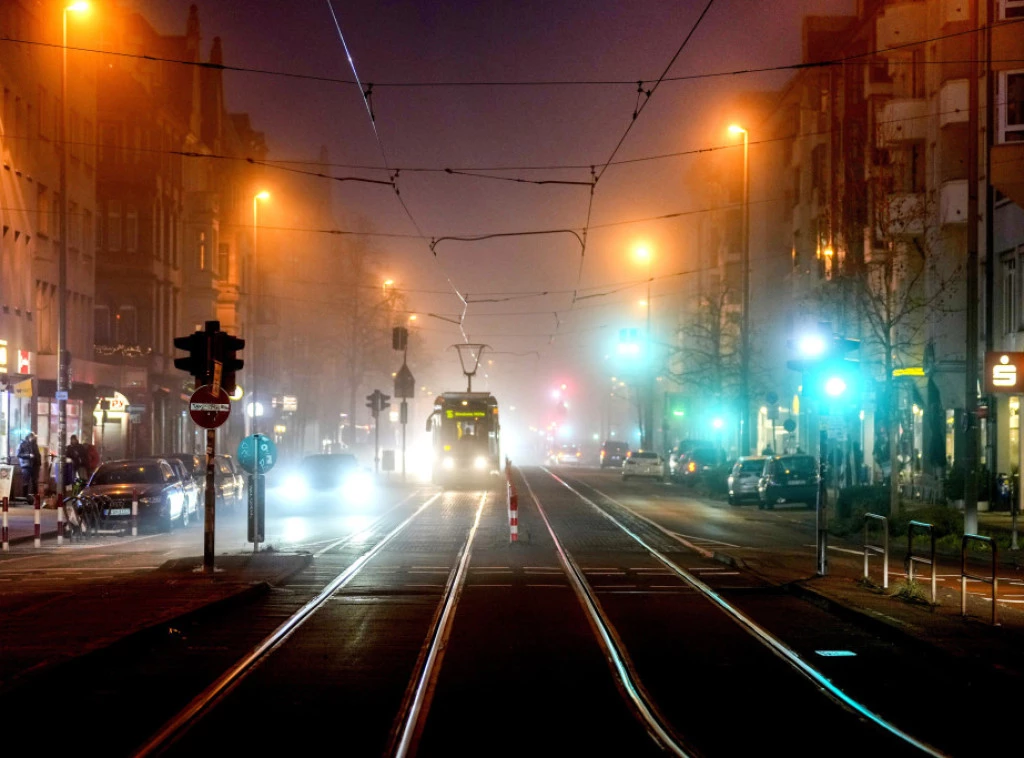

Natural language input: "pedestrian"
[16,432,41,501]
[67,435,87,483]
[85,442,100,477]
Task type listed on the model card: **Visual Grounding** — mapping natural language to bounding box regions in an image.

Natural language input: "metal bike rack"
[906,520,936,603]
[863,513,889,589]
[961,534,999,626]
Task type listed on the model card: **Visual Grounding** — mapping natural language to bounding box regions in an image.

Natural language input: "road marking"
[674,532,741,548]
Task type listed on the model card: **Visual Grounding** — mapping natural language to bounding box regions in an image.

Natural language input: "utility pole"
[964,0,980,534]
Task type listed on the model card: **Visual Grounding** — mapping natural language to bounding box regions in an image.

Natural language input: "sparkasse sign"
[985,352,1024,394]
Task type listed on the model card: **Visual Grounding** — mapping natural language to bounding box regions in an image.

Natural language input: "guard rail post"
[863,513,889,589]
[132,488,138,537]
[961,534,999,625]
[33,492,41,548]
[56,493,64,546]
[906,520,936,603]
[2,496,8,551]
[509,482,519,543]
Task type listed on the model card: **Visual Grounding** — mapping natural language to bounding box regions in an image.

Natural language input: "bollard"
[508,483,519,543]
[2,496,8,551]
[56,494,64,546]
[34,492,41,548]
[132,488,138,537]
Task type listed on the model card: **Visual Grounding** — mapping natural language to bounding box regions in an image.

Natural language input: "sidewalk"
[1,501,57,545]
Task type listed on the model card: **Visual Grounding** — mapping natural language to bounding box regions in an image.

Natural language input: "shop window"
[999,70,1024,143]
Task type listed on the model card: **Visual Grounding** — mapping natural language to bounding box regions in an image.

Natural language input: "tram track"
[524,466,945,758]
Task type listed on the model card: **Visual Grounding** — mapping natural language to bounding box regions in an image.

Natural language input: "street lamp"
[56,1,90,496]
[251,190,270,437]
[633,243,654,450]
[729,124,751,456]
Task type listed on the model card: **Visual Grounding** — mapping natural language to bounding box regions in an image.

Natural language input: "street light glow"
[798,334,827,357]
[66,2,90,12]
[728,124,747,136]
[825,377,848,397]
[255,190,270,201]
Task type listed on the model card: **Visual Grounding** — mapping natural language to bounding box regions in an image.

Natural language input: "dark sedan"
[758,454,819,510]
[83,459,187,532]
[281,453,374,507]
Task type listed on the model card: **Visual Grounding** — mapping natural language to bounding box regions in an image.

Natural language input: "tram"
[426,392,501,486]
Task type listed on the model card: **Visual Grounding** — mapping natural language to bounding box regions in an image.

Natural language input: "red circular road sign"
[189,385,231,429]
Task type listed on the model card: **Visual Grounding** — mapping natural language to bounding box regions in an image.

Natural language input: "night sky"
[138,0,853,444]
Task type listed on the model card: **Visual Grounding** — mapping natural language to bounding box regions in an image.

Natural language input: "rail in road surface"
[2,469,996,756]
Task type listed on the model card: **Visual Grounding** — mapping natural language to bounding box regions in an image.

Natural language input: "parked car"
[214,454,246,512]
[758,454,819,510]
[599,440,629,468]
[144,456,201,522]
[727,456,768,505]
[621,450,665,481]
[283,453,373,505]
[671,446,727,483]
[548,444,583,466]
[82,458,187,532]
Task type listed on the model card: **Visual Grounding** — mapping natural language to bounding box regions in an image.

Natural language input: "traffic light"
[392,326,408,351]
[215,333,245,394]
[666,393,686,417]
[366,391,380,418]
[787,324,862,414]
[173,330,211,386]
[617,328,641,356]
[379,392,391,415]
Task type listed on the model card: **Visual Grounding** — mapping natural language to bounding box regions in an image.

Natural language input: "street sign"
[985,351,1024,394]
[394,363,415,398]
[55,390,68,401]
[126,403,146,413]
[189,385,231,429]
[237,433,278,474]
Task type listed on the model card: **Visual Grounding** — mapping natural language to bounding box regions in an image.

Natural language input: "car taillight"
[687,461,696,473]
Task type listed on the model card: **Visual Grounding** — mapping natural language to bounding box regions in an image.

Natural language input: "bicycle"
[62,492,104,540]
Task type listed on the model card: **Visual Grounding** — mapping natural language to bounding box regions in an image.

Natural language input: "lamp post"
[729,124,751,456]
[250,191,270,438]
[634,243,654,450]
[56,2,89,496]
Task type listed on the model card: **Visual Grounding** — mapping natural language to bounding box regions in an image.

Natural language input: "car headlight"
[442,457,455,470]
[474,456,487,470]
[342,471,374,503]
[285,474,308,497]
[140,496,160,505]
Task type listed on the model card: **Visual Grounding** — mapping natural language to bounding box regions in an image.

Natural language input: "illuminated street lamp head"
[66,1,90,12]
[728,124,747,136]
[255,190,270,201]
[633,243,652,265]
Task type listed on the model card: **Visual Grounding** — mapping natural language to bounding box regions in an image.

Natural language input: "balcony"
[992,142,1024,208]
[885,192,926,236]
[876,2,927,50]
[940,180,968,225]
[877,98,927,145]
[938,79,968,127]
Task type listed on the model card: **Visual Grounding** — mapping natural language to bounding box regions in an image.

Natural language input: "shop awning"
[33,379,106,402]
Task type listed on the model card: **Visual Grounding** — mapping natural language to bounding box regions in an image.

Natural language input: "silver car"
[727,456,767,505]
[621,451,665,481]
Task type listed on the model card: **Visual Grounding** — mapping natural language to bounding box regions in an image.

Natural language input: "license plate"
[789,479,806,485]
[105,507,131,516]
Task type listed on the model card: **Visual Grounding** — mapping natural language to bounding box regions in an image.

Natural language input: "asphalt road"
[0,467,1019,756]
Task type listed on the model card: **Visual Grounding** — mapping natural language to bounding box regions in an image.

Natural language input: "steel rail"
[520,475,692,758]
[552,471,946,758]
[133,491,442,757]
[392,492,487,758]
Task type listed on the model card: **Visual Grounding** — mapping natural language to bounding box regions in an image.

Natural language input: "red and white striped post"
[56,494,64,546]
[33,492,41,548]
[508,482,519,543]
[2,496,9,551]
[132,488,138,537]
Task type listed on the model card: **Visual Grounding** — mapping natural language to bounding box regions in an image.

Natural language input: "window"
[896,142,926,193]
[69,110,80,161]
[83,210,92,256]
[115,305,137,344]
[36,185,50,237]
[82,119,94,169]
[69,201,79,249]
[94,305,111,345]
[37,86,50,139]
[218,243,229,277]
[197,230,207,270]
[998,71,1024,143]
[99,122,119,164]
[107,201,121,250]
[1003,253,1018,334]
[1001,0,1024,19]
[125,206,137,252]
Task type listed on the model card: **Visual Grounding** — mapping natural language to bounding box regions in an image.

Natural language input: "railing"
[863,513,889,589]
[961,534,999,626]
[906,520,936,603]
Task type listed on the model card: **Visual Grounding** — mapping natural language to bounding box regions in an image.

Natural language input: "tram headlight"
[442,456,455,470]
[342,470,374,504]
[473,456,487,470]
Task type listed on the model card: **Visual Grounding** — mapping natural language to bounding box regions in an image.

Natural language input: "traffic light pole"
[204,428,216,574]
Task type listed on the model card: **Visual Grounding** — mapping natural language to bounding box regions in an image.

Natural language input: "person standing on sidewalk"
[17,433,41,501]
